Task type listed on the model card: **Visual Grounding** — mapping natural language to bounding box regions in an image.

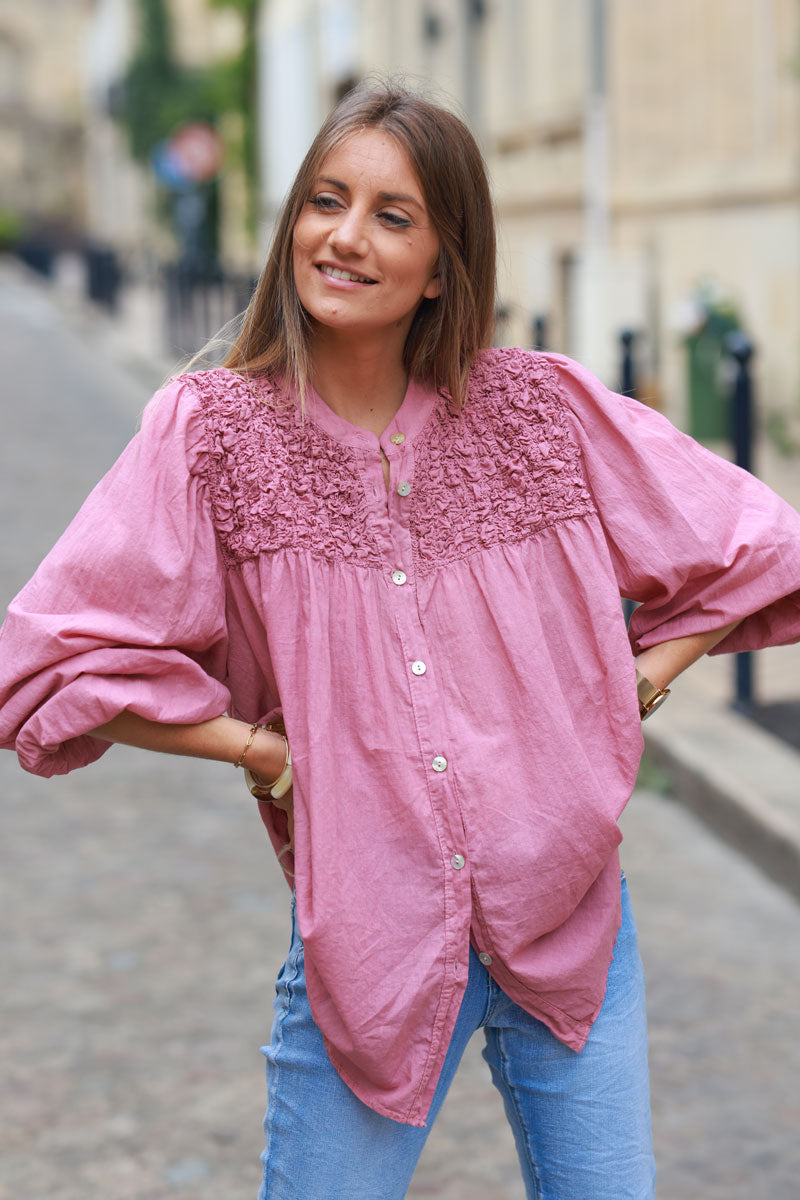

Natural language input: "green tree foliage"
[208,0,259,234]
[119,0,180,162]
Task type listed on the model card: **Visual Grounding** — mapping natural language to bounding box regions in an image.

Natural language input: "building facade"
[83,0,154,257]
[0,0,253,267]
[0,0,94,234]
[256,0,800,430]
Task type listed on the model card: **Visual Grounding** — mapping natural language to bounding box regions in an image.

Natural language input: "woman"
[2,84,800,1199]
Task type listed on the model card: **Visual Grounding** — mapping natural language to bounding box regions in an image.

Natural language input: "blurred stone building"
[0,0,251,267]
[3,0,799,430]
[83,0,153,259]
[0,0,93,234]
[257,0,800,429]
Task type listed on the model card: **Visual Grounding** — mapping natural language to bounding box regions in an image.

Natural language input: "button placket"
[381,437,470,945]
[380,436,414,537]
[313,396,471,989]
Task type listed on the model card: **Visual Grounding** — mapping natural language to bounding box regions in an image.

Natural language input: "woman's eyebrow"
[379,191,423,210]
[318,176,423,211]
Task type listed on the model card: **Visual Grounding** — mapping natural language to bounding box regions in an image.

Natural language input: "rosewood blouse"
[2,349,799,1125]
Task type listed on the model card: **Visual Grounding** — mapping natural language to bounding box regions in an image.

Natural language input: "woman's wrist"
[90,710,290,782]
[634,619,744,693]
[632,651,672,693]
[240,726,288,786]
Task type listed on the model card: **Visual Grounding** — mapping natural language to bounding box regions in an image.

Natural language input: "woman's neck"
[309,329,409,436]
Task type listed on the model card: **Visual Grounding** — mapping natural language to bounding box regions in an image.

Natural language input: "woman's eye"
[308,195,410,227]
[379,211,411,228]
[310,195,342,211]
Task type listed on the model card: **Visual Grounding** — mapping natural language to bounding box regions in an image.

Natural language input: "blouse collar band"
[301,375,444,451]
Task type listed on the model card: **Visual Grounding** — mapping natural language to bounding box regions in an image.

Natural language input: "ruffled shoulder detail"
[468,345,561,395]
[182,367,385,570]
[410,348,596,575]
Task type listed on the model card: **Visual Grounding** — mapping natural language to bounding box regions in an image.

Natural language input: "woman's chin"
[309,312,383,338]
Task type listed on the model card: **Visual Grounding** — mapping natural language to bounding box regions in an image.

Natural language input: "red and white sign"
[167,123,225,183]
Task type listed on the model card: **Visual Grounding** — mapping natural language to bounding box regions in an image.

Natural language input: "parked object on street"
[83,241,123,312]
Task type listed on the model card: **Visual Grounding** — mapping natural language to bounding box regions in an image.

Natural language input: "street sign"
[152,123,225,188]
[152,139,188,189]
[169,123,225,183]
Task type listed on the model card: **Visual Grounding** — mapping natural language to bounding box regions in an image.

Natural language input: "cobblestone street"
[2,267,799,1198]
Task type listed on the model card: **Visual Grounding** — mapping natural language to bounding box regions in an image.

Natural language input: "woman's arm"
[634,618,743,692]
[91,711,288,783]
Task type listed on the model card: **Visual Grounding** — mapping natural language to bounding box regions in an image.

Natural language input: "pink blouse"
[2,349,799,1126]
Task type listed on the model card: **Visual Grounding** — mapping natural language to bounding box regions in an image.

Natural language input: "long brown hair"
[223,82,496,407]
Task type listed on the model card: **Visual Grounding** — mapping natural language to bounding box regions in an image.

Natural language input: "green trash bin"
[685,307,739,442]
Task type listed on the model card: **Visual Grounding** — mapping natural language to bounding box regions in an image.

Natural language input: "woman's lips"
[315,264,377,286]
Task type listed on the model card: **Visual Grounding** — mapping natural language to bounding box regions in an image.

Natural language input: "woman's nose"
[328,208,369,256]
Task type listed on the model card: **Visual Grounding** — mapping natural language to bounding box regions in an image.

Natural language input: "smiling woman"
[289,129,442,429]
[1,81,800,1200]
[223,84,496,414]
[293,131,441,318]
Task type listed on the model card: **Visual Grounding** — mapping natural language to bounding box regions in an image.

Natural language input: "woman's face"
[292,129,441,345]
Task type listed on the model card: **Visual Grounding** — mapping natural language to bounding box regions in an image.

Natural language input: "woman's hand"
[245,727,295,851]
[262,782,295,850]
[242,725,290,785]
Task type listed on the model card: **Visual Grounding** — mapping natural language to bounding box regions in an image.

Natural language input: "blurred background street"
[2,1,800,1198]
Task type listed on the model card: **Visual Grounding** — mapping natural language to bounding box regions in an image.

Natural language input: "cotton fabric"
[1,348,799,1125]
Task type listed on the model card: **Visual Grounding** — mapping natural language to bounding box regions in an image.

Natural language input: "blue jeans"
[259,875,655,1199]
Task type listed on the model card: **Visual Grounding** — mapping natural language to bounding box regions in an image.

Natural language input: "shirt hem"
[321,1040,429,1128]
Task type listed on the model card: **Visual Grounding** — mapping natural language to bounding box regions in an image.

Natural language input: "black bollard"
[619,329,636,398]
[724,330,755,476]
[493,305,510,347]
[17,236,55,278]
[532,315,547,351]
[723,330,756,712]
[85,244,122,311]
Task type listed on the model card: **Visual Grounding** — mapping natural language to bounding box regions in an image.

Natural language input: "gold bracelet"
[268,737,292,799]
[233,722,260,769]
[244,733,292,799]
[636,670,671,721]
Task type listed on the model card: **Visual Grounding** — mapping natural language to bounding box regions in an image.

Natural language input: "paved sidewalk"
[2,750,798,1199]
[644,662,800,901]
